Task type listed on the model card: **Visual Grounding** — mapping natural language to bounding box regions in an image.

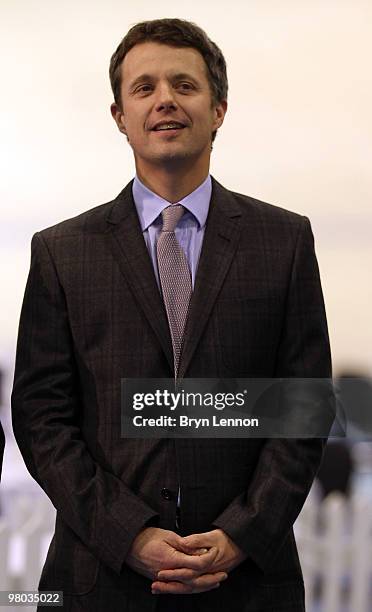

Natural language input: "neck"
[135,160,210,203]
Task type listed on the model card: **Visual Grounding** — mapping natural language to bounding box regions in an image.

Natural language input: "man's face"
[111,42,227,170]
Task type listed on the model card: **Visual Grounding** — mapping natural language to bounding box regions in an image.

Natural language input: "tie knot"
[161,204,185,232]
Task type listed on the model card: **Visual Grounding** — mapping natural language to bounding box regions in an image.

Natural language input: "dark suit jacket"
[11,176,331,611]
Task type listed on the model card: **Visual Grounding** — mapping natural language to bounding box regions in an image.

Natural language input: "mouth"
[151,127,186,136]
[150,121,188,136]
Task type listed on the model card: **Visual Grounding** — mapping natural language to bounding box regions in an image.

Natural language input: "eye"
[178,82,193,90]
[136,84,153,93]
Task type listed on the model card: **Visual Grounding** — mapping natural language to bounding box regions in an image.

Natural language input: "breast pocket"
[216,297,283,375]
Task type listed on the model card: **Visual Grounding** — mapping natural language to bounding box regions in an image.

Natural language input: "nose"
[154,82,178,112]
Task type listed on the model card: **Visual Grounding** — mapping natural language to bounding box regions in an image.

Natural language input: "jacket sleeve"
[11,232,159,575]
[212,216,332,572]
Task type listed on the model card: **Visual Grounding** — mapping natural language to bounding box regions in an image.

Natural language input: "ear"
[213,99,228,131]
[110,102,127,135]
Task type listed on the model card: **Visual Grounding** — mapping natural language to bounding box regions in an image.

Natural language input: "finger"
[188,571,227,590]
[157,567,198,582]
[192,547,209,555]
[176,546,209,556]
[172,545,218,571]
[166,533,206,555]
[152,579,222,595]
[152,581,193,595]
[171,538,208,556]
[156,568,228,584]
[182,533,215,550]
[165,531,189,551]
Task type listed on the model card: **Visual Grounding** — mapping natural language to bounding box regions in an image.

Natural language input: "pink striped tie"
[157,205,192,377]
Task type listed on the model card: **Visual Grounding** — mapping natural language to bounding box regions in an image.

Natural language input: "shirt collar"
[132,173,211,232]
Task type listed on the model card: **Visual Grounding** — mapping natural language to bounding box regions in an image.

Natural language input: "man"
[11,18,331,611]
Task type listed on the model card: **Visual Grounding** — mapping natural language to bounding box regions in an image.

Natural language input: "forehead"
[121,41,209,85]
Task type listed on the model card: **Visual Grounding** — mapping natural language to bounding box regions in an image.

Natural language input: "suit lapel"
[178,177,242,379]
[106,180,174,371]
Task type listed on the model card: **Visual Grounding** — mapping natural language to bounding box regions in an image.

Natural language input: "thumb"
[166,532,208,555]
[181,534,207,550]
[177,541,209,555]
[192,547,209,555]
[166,531,188,551]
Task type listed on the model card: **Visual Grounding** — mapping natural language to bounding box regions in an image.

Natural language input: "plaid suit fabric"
[11,176,331,611]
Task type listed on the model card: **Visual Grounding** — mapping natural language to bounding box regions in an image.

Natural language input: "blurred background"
[0,0,371,610]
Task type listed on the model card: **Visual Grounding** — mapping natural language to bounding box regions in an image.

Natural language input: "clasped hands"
[125,527,247,595]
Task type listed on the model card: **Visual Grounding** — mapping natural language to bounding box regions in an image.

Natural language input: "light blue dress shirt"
[132,173,212,289]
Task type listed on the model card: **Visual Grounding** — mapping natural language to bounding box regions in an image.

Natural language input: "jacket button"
[161,488,173,501]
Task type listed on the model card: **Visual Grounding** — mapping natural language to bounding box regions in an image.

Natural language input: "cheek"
[195,108,213,129]
[126,122,146,142]
[122,104,144,130]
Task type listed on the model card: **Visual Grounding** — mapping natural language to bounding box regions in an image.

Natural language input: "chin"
[152,150,193,164]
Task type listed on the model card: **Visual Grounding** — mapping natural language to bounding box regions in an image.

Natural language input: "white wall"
[1,0,371,379]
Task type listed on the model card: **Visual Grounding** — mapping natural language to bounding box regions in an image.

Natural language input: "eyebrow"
[128,72,200,91]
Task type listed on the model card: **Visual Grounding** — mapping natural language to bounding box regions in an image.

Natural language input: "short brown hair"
[109,18,228,143]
